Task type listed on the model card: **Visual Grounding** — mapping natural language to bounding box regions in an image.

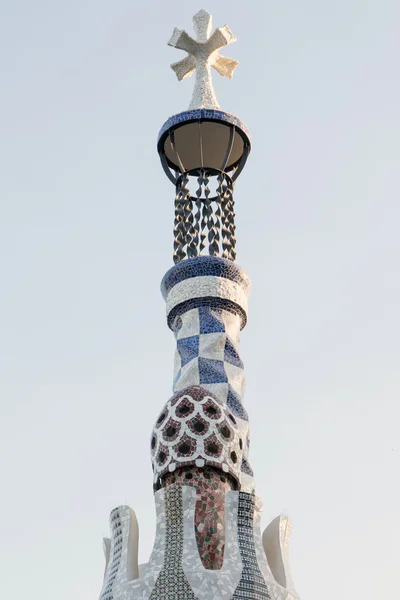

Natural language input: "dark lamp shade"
[157,110,250,183]
[164,120,244,173]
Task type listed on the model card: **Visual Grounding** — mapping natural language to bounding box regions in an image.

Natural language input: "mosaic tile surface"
[182,488,243,599]
[158,109,250,143]
[159,256,254,490]
[98,493,301,600]
[149,486,197,600]
[163,256,251,333]
[151,385,247,486]
[172,307,246,408]
[99,506,140,600]
[232,493,272,600]
[99,508,124,600]
[164,466,233,569]
[168,296,248,333]
[166,275,249,329]
[138,490,168,598]
[167,10,239,111]
[161,256,251,298]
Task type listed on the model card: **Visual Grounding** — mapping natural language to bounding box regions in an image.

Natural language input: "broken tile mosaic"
[232,493,272,600]
[150,386,246,486]
[164,465,234,570]
[149,486,196,600]
[161,255,251,298]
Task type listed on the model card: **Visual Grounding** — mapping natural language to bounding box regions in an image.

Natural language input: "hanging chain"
[227,186,236,261]
[214,195,221,256]
[173,179,185,264]
[219,172,230,260]
[174,170,235,263]
[190,169,203,258]
[199,170,209,255]
[203,171,218,256]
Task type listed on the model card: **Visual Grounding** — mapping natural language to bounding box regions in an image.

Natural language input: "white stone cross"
[168,9,238,111]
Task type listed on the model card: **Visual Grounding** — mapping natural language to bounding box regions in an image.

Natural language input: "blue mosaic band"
[161,255,251,299]
[157,109,251,145]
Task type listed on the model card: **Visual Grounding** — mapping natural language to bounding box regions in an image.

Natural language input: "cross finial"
[168,9,238,110]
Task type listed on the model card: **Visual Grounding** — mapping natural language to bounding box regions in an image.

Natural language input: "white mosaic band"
[165,275,249,324]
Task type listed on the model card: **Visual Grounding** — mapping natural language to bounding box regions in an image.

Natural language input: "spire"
[98,11,302,600]
[158,10,250,264]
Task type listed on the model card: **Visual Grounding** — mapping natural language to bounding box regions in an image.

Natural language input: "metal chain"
[190,170,203,257]
[174,174,189,263]
[219,172,230,259]
[204,173,217,256]
[225,179,236,260]
[173,186,185,264]
[199,170,209,255]
[212,196,221,257]
[174,170,235,263]
[181,173,193,257]
[186,196,195,257]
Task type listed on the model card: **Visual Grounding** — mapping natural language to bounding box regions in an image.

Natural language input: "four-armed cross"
[168,9,238,110]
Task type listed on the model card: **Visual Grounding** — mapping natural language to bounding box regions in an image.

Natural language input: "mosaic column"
[150,255,254,568]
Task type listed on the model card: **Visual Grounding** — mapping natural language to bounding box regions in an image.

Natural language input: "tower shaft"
[98,10,301,600]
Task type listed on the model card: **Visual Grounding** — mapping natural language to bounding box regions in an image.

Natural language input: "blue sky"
[0,1,399,599]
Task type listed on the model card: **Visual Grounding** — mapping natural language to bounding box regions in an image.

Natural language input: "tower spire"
[158,9,250,264]
[98,11,302,600]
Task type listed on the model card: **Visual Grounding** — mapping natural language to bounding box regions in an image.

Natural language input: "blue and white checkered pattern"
[172,306,248,422]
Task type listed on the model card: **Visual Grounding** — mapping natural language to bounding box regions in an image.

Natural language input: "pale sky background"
[0,1,399,599]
